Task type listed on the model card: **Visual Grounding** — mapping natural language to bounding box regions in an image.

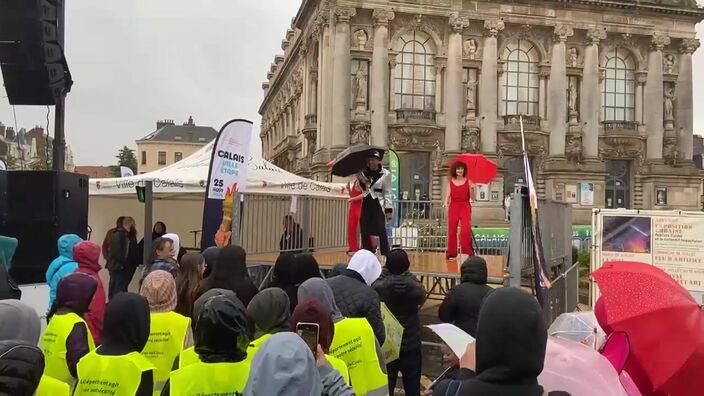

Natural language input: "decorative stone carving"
[664,86,675,121]
[334,7,356,23]
[433,140,443,169]
[568,47,578,67]
[372,9,394,26]
[565,134,582,164]
[568,83,578,112]
[651,32,670,51]
[354,29,368,50]
[449,13,469,33]
[664,137,679,166]
[663,54,675,74]
[466,77,478,111]
[463,39,477,59]
[350,122,370,144]
[598,136,646,165]
[389,126,443,150]
[553,24,574,42]
[586,27,607,45]
[680,38,701,54]
[409,14,424,30]
[461,128,480,153]
[483,19,505,37]
[353,67,368,110]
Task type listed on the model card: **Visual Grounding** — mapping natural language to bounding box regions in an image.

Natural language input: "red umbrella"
[450,153,497,184]
[592,261,704,395]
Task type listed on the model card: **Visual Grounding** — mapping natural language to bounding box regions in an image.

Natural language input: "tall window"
[602,48,636,122]
[141,151,146,165]
[502,40,539,116]
[174,152,183,162]
[393,31,436,110]
[158,151,166,165]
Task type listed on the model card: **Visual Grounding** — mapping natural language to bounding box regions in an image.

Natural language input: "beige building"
[136,116,217,174]
[259,0,703,224]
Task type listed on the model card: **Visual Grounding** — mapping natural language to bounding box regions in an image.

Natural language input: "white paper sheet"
[426,323,476,358]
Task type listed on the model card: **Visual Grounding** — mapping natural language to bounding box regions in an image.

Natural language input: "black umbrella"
[328,143,386,177]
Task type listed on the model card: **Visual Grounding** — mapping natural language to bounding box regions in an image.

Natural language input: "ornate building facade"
[259,0,703,223]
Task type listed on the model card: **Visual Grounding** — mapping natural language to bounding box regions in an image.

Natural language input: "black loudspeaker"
[0,0,72,105]
[0,171,88,284]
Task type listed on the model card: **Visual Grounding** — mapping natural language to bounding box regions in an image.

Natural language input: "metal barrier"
[542,263,580,324]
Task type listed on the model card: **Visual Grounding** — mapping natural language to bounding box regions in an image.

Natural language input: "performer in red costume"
[346,178,364,253]
[444,161,474,259]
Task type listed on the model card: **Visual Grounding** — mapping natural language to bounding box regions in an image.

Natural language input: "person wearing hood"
[137,222,167,264]
[243,332,354,396]
[287,253,322,313]
[432,287,554,396]
[74,293,155,396]
[0,300,46,395]
[246,287,291,356]
[178,288,237,367]
[438,255,493,337]
[200,246,221,279]
[290,299,351,385]
[73,241,106,345]
[42,273,97,388]
[139,270,193,394]
[162,232,187,262]
[373,249,424,396]
[163,294,253,396]
[0,235,21,299]
[299,277,388,396]
[142,237,178,281]
[198,245,259,307]
[46,234,83,310]
[327,249,385,344]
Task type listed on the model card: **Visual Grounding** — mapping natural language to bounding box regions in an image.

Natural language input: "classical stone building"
[259,0,703,224]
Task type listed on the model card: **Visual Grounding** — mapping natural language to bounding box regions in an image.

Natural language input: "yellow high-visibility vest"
[169,360,250,396]
[140,311,190,395]
[245,333,271,361]
[179,332,270,369]
[330,317,388,396]
[40,312,95,385]
[35,375,70,396]
[327,353,351,385]
[74,351,154,396]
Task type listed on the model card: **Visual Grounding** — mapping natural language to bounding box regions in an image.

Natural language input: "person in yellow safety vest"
[243,332,355,396]
[162,293,253,396]
[298,278,389,396]
[245,287,291,359]
[291,299,351,385]
[41,273,97,389]
[139,270,193,394]
[0,299,46,396]
[177,288,235,368]
[35,374,71,396]
[74,293,155,396]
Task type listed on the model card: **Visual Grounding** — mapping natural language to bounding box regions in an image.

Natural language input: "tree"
[110,146,138,177]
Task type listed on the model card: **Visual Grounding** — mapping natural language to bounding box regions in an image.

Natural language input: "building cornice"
[546,0,704,19]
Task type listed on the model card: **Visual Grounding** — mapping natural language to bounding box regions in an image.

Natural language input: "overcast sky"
[1,1,703,165]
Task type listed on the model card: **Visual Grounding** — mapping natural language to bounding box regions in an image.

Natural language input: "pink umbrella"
[540,337,638,396]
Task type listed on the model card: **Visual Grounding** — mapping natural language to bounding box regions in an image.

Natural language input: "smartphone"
[296,322,320,358]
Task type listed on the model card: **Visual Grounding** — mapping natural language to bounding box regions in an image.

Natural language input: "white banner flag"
[119,166,134,177]
[207,119,253,199]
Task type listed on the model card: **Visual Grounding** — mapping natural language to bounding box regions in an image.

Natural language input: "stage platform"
[248,248,507,302]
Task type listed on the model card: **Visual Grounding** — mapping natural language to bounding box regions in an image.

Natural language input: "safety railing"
[542,263,580,325]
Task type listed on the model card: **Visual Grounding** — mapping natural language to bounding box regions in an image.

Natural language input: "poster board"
[591,209,704,304]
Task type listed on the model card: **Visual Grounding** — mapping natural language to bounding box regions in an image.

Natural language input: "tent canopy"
[89,142,346,198]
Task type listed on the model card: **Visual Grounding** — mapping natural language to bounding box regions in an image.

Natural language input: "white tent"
[89,141,346,198]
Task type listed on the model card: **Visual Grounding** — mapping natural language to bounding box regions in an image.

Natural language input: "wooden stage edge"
[248,248,507,281]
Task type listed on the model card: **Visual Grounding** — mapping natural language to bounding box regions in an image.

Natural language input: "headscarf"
[386,249,410,275]
[152,221,167,240]
[99,293,150,356]
[192,288,235,324]
[473,288,547,392]
[291,254,321,284]
[298,278,343,323]
[460,255,489,284]
[347,250,382,285]
[140,270,177,312]
[162,233,180,260]
[246,288,290,335]
[54,272,97,317]
[0,236,18,270]
[199,245,259,306]
[201,247,221,278]
[194,294,251,363]
[243,332,322,396]
[290,299,334,353]
[0,300,40,343]
[271,253,295,288]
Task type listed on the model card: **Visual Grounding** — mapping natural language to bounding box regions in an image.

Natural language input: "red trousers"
[447,202,473,258]
[348,203,362,252]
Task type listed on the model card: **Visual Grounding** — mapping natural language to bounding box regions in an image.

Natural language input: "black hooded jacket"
[438,256,494,337]
[433,288,561,396]
[98,293,153,396]
[198,246,259,307]
[0,340,44,396]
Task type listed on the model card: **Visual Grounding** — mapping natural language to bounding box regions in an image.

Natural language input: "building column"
[539,68,549,120]
[676,38,700,161]
[635,72,646,129]
[547,25,573,157]
[581,27,606,159]
[645,33,669,160]
[479,19,504,153]
[331,7,356,148]
[370,9,394,148]
[315,16,330,150]
[445,13,469,152]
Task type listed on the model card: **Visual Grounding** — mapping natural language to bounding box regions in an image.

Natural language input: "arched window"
[602,48,636,121]
[393,31,436,111]
[502,40,540,116]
